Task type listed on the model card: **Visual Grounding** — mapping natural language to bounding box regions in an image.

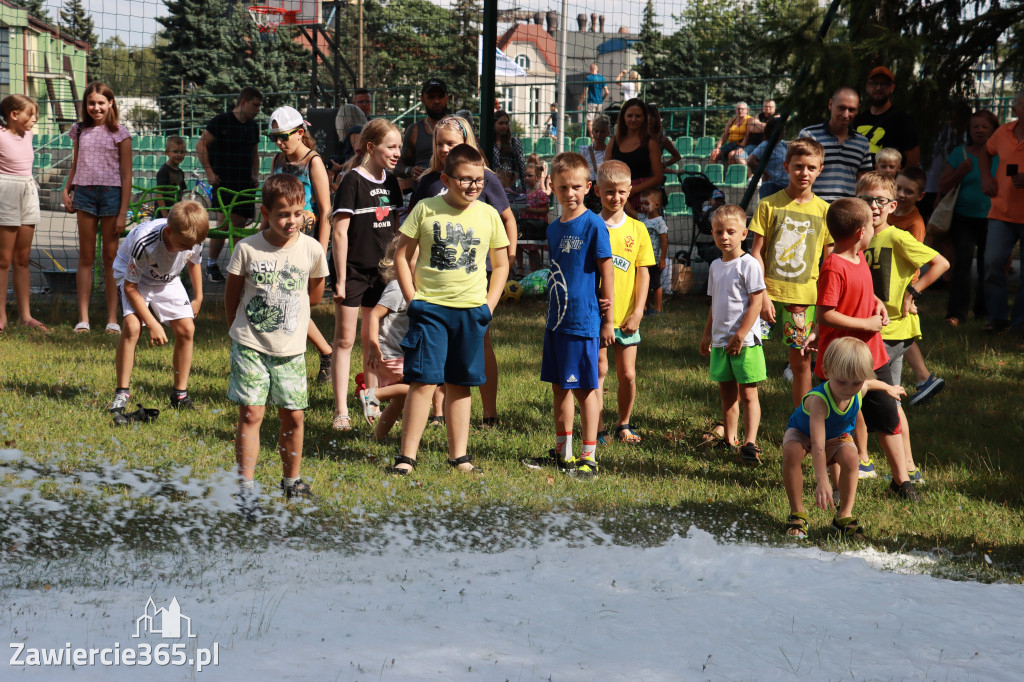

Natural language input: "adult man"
[396,78,449,185]
[579,63,608,138]
[196,87,262,282]
[981,91,1024,332]
[746,99,778,147]
[798,86,872,202]
[352,88,372,117]
[853,66,921,167]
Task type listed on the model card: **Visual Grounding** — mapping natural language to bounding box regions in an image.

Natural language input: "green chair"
[179,156,198,173]
[664,180,681,195]
[704,163,724,185]
[259,137,277,153]
[574,136,592,153]
[693,136,716,159]
[132,155,145,170]
[665,193,689,216]
[55,135,73,150]
[724,164,748,188]
[675,136,694,157]
[259,156,274,176]
[534,137,554,157]
[35,134,51,148]
[520,137,534,155]
[682,163,701,175]
[143,155,160,172]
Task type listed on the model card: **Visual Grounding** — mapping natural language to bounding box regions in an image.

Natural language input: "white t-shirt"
[707,252,766,347]
[113,219,202,286]
[376,279,409,360]
[227,232,329,357]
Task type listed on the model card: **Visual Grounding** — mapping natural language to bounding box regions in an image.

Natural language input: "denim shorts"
[72,185,122,217]
[400,300,491,386]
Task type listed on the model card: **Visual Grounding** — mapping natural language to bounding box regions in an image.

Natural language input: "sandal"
[112,404,160,426]
[739,442,762,466]
[830,516,866,541]
[448,454,480,474]
[73,321,91,333]
[596,429,609,445]
[614,424,641,444]
[701,420,725,444]
[389,454,417,475]
[358,388,380,426]
[785,512,808,539]
[331,414,352,431]
[105,323,122,335]
[944,316,961,328]
[427,415,445,427]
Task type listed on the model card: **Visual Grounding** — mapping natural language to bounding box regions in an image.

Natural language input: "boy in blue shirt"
[524,152,614,478]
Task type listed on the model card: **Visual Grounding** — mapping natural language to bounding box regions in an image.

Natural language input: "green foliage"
[13,0,49,23]
[90,37,160,97]
[58,0,97,75]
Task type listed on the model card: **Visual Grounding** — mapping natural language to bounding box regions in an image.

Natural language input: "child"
[701,188,726,220]
[595,160,654,444]
[389,143,510,474]
[748,137,832,408]
[62,81,133,334]
[816,197,919,501]
[109,200,209,413]
[155,135,187,212]
[579,116,609,213]
[330,118,404,431]
[545,103,558,139]
[638,187,668,314]
[360,235,413,442]
[524,152,614,478]
[0,94,47,331]
[874,147,902,179]
[781,337,905,538]
[699,205,766,463]
[267,106,334,384]
[889,166,945,406]
[226,174,328,506]
[521,162,551,221]
[860,172,949,484]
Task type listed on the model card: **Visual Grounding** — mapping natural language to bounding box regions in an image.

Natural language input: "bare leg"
[168,317,195,391]
[99,215,121,328]
[235,404,266,481]
[552,385,575,436]
[278,408,304,479]
[0,225,17,329]
[76,212,100,326]
[788,348,813,409]
[13,225,44,328]
[720,380,739,446]
[575,387,601,443]
[854,411,870,464]
[360,305,378,389]
[738,382,760,445]
[444,384,474,470]
[114,313,142,389]
[651,287,663,313]
[596,346,609,428]
[835,447,859,519]
[307,318,332,355]
[479,329,498,419]
[372,387,408,442]
[897,404,916,473]
[782,442,807,515]
[432,385,445,420]
[395,381,436,471]
[877,431,909,485]
[904,343,930,384]
[614,344,638,427]
[331,304,360,421]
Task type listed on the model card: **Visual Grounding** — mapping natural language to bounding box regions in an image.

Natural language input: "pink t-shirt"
[0,127,34,176]
[69,122,131,187]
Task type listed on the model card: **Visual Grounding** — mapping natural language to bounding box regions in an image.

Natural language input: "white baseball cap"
[267,106,305,134]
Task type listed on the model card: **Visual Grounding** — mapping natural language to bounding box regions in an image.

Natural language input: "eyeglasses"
[858,195,894,207]
[268,129,300,143]
[455,177,485,189]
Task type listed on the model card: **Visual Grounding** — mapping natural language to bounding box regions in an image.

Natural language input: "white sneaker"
[782,363,794,383]
[108,392,130,413]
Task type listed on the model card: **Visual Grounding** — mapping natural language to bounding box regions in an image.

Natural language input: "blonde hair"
[0,94,37,125]
[379,233,419,283]
[711,204,747,229]
[166,200,210,245]
[822,337,875,383]
[597,159,632,186]
[856,171,897,198]
[785,137,825,164]
[875,147,902,168]
[427,115,482,175]
[345,118,400,172]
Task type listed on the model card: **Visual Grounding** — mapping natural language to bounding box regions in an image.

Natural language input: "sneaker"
[909,374,945,406]
[316,353,332,384]
[108,391,130,414]
[205,263,225,283]
[907,468,925,485]
[281,478,316,500]
[522,448,574,471]
[169,394,194,410]
[858,459,878,479]
[568,457,598,479]
[889,479,921,503]
[782,363,794,383]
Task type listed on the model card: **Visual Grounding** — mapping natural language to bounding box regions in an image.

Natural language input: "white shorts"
[118,278,194,325]
[0,174,41,226]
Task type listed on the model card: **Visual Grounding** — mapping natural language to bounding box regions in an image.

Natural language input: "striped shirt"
[797,121,872,202]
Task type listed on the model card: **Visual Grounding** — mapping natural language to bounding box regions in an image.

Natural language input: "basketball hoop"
[248,5,295,34]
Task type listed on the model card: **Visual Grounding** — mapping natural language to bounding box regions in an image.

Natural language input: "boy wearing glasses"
[388,144,509,474]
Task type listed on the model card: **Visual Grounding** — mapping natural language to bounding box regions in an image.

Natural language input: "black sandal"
[739,442,762,466]
[785,512,808,538]
[389,455,417,475]
[830,516,866,540]
[448,454,480,473]
[480,417,499,429]
[428,415,445,427]
[113,404,160,426]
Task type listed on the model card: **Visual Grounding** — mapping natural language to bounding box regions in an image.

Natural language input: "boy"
[156,135,188,213]
[748,137,832,407]
[699,205,767,464]
[860,172,949,484]
[109,200,209,414]
[525,151,614,478]
[389,144,510,475]
[595,161,654,444]
[225,174,328,507]
[874,147,902,180]
[816,197,919,501]
[639,187,668,315]
[889,166,945,406]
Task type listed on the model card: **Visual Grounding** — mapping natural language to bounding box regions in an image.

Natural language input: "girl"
[608,98,663,215]
[647,104,682,168]
[267,106,335,383]
[578,115,609,213]
[407,115,518,428]
[490,110,525,191]
[0,95,46,331]
[61,82,132,333]
[331,118,403,431]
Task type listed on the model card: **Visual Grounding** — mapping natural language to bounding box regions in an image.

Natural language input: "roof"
[498,23,558,74]
[0,0,91,51]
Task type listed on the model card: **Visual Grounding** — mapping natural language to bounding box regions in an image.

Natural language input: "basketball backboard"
[250,0,322,26]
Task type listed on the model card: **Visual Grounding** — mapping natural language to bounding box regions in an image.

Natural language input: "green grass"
[1,292,1023,581]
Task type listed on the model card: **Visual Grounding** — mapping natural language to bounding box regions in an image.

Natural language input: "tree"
[228,5,316,111]
[91,37,160,97]
[59,0,98,76]
[14,0,49,23]
[637,0,663,84]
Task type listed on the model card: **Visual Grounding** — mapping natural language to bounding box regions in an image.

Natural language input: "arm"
[597,256,615,347]
[500,207,517,261]
[864,379,906,401]
[224,272,245,327]
[806,396,834,510]
[711,118,733,161]
[658,232,668,269]
[902,253,950,315]
[124,281,167,345]
[726,289,765,356]
[309,156,333,251]
[365,304,389,369]
[819,305,883,332]
[621,266,650,335]
[699,308,714,356]
[186,261,204,315]
[396,124,417,180]
[487,246,510,312]
[749,233,776,323]
[197,131,220,186]
[938,159,970,196]
[250,144,259,184]
[662,135,682,167]
[331,213,350,301]
[981,138,997,196]
[61,136,79,212]
[308,276,325,306]
[394,233,418,303]
[903,146,921,168]
[117,137,133,233]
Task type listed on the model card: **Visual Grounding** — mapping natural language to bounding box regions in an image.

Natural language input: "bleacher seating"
[665,193,689,216]
[675,136,694,157]
[520,137,534,155]
[723,164,748,188]
[704,163,724,185]
[693,136,716,159]
[574,136,592,153]
[534,137,554,157]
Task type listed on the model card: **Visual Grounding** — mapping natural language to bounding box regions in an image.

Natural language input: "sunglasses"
[268,128,301,143]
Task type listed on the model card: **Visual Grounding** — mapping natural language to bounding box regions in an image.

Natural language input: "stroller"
[673,171,723,267]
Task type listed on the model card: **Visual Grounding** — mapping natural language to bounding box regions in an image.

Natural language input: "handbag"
[927,146,963,235]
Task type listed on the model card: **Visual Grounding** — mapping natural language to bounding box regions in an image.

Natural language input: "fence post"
[479,0,498,158]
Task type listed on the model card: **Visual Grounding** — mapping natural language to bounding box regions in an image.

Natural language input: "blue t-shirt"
[546,210,611,336]
[585,74,607,104]
[751,139,788,185]
[786,382,860,439]
[945,145,998,219]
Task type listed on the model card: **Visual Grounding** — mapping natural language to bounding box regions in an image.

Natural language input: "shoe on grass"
[907,468,925,485]
[316,353,332,384]
[523,449,574,471]
[739,442,762,466]
[109,391,130,414]
[782,362,794,383]
[170,393,194,410]
[858,459,878,479]
[909,374,944,406]
[281,478,315,500]
[889,479,921,503]
[567,457,598,479]
[205,263,225,283]
[830,516,866,540]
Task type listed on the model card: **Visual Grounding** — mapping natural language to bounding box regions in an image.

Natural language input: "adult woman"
[710,101,753,165]
[647,104,681,168]
[608,98,663,214]
[490,110,526,191]
[938,109,999,327]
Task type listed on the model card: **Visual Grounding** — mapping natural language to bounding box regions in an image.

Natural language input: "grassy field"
[1,290,1023,581]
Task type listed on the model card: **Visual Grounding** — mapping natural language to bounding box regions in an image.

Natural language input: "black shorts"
[861,364,902,435]
[649,265,662,291]
[342,266,385,308]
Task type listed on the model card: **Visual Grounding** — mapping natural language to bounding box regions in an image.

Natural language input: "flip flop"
[358,388,380,426]
[74,322,91,333]
[105,323,122,335]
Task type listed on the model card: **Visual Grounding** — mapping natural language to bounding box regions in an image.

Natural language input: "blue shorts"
[401,300,491,386]
[541,329,599,389]
[72,185,122,217]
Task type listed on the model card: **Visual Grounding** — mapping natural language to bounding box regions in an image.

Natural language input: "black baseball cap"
[421,78,448,96]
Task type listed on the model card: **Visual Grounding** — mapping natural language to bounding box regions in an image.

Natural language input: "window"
[515,54,530,71]
[529,87,541,127]
[500,87,514,113]
[0,29,9,92]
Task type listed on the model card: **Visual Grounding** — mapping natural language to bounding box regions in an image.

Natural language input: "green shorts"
[614,327,641,346]
[764,303,815,349]
[227,342,308,409]
[709,345,767,384]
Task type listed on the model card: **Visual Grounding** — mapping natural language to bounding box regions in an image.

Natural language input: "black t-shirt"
[331,167,403,270]
[156,162,186,193]
[406,169,511,215]
[205,111,259,186]
[852,107,919,158]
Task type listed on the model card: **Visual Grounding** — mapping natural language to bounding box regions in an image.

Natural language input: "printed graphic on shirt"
[245,259,308,335]
[864,246,894,302]
[855,124,886,153]
[429,220,481,273]
[352,188,394,229]
[764,211,824,284]
[548,262,569,330]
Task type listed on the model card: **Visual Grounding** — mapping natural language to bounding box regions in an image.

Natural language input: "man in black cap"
[853,66,920,167]
[397,78,450,186]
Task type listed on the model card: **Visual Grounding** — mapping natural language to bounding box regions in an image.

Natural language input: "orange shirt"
[986,120,1024,223]
[890,207,926,243]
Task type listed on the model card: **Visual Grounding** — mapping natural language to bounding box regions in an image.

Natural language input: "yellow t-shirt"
[399,195,510,309]
[605,215,655,326]
[748,190,833,305]
[864,225,937,341]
